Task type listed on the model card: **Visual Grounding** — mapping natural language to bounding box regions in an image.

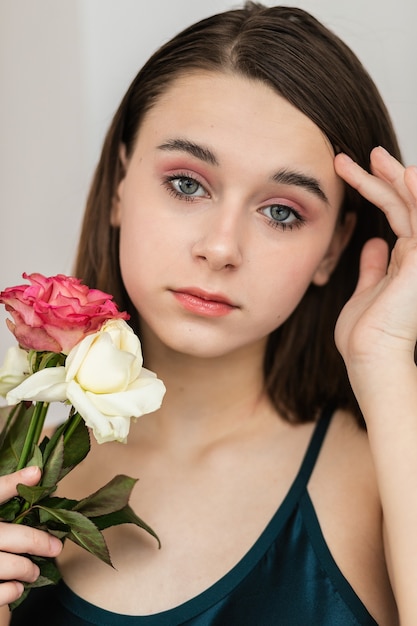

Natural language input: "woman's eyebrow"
[157,138,219,166]
[157,138,329,205]
[271,169,329,205]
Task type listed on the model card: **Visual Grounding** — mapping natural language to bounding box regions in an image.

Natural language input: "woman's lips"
[171,288,238,317]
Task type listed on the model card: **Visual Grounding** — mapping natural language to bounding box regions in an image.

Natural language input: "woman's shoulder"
[311,408,381,554]
[317,408,376,487]
[309,408,398,625]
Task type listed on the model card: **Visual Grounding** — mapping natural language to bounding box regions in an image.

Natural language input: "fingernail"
[374,146,392,160]
[337,153,353,164]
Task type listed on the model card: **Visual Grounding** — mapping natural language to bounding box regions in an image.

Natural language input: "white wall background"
[1,0,416,372]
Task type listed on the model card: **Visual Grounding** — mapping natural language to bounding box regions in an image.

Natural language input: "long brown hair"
[74,2,400,424]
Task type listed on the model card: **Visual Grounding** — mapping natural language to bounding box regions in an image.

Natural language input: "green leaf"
[0,403,24,439]
[38,495,78,511]
[0,497,22,521]
[0,403,35,475]
[61,417,90,478]
[31,555,62,586]
[41,436,64,488]
[38,506,112,566]
[17,483,55,507]
[27,444,43,470]
[45,528,68,540]
[93,504,160,548]
[0,404,16,447]
[74,474,137,517]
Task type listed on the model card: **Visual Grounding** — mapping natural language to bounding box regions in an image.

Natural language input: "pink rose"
[0,273,129,354]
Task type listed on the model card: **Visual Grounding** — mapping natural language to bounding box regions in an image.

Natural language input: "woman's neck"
[135,326,272,449]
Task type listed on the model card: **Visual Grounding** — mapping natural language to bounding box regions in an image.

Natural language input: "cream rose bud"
[0,346,30,397]
[65,319,165,443]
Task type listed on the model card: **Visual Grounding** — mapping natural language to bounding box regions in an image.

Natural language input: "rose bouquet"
[0,273,165,609]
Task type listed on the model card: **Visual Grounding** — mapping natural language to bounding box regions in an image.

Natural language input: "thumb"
[354,238,389,295]
[0,466,41,504]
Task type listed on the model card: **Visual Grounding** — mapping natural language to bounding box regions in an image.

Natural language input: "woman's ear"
[312,212,356,286]
[110,144,128,227]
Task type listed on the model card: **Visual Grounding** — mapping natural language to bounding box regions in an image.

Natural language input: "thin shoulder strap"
[296,404,335,486]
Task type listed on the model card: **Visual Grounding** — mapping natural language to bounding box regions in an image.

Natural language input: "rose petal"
[100,415,131,444]
[0,273,129,354]
[0,346,30,397]
[66,380,122,443]
[6,367,67,404]
[65,332,97,380]
[88,375,166,417]
[13,321,62,353]
[105,321,143,359]
[75,333,136,393]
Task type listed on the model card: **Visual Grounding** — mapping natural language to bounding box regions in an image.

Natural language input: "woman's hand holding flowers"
[0,467,62,608]
[0,273,165,609]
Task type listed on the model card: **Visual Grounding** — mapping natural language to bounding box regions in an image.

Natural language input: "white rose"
[6,366,68,405]
[65,319,165,443]
[0,346,30,398]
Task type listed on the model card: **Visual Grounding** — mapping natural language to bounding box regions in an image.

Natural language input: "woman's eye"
[261,203,305,229]
[166,175,207,199]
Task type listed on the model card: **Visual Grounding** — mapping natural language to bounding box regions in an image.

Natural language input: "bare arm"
[335,148,417,624]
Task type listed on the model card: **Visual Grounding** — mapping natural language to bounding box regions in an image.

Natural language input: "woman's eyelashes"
[260,203,306,230]
[162,173,307,231]
[163,173,208,201]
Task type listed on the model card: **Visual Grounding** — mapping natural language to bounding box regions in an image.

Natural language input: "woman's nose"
[191,206,244,271]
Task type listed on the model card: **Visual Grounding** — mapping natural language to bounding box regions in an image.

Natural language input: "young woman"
[2,3,417,624]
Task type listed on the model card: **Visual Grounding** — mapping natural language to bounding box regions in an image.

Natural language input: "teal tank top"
[11,407,378,625]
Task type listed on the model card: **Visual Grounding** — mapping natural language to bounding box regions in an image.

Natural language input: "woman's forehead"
[140,71,334,155]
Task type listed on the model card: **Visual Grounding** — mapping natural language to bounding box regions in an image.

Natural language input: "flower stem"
[63,411,82,445]
[33,402,49,446]
[16,401,49,470]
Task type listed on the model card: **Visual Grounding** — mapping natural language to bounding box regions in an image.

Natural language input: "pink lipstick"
[171,288,237,317]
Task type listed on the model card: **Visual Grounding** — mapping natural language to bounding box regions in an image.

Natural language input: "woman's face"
[113,71,350,359]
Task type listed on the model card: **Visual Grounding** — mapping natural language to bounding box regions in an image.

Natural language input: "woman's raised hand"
[334,148,417,396]
[0,467,62,607]
[335,148,417,622]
